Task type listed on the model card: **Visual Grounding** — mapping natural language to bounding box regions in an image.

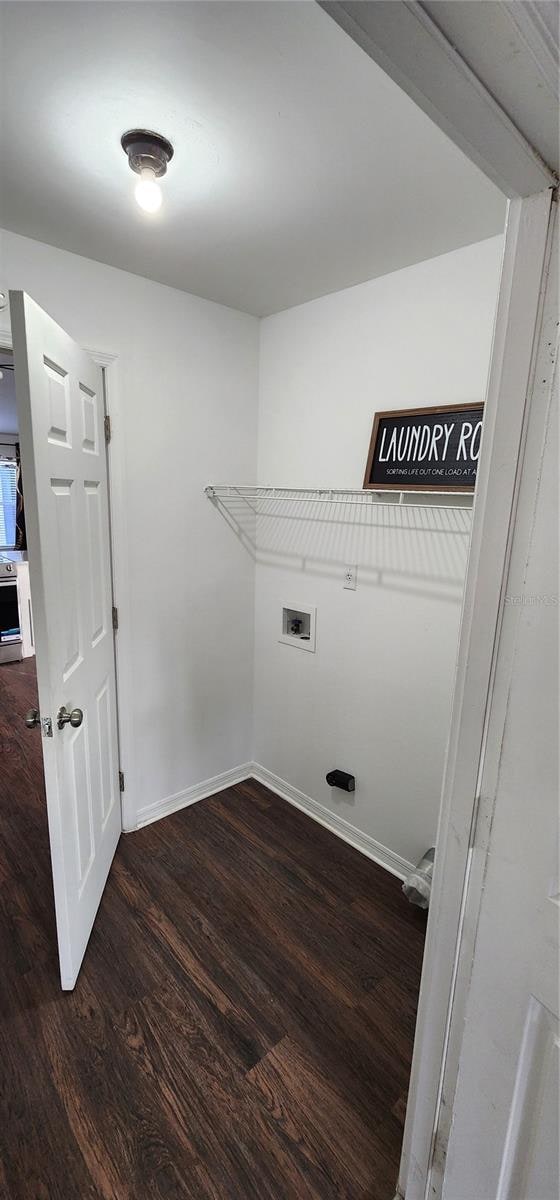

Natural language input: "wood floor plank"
[130,801,415,1115]
[247,1035,400,1200]
[110,969,330,1200]
[0,1004,104,1200]
[0,659,426,1199]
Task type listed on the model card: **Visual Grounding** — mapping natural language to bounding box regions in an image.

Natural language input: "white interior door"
[441,215,559,1198]
[10,291,121,990]
[399,189,556,1200]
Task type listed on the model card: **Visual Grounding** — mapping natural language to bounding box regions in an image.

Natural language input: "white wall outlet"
[343,565,357,591]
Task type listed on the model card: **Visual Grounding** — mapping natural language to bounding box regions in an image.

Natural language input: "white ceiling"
[0,1,505,316]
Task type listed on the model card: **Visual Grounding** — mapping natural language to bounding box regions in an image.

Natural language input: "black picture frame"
[363,403,484,492]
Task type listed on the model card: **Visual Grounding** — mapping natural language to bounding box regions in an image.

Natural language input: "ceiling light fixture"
[121,129,174,214]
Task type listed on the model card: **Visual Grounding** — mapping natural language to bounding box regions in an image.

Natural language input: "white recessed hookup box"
[279,604,317,653]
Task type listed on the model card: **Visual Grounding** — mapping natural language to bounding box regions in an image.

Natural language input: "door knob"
[25,708,40,729]
[57,706,84,730]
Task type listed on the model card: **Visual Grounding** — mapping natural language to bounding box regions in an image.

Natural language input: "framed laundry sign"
[363,403,484,492]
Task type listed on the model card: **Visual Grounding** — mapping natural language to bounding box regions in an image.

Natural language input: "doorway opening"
[0,344,60,993]
[1,3,536,1194]
[0,249,500,1195]
[0,350,35,669]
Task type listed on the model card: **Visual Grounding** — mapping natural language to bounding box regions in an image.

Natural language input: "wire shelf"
[205,484,474,512]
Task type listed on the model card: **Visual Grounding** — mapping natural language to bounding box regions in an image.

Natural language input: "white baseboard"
[131,759,414,882]
[134,762,253,829]
[250,762,414,881]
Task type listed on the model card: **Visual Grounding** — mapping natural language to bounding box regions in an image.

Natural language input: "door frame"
[0,320,133,832]
[429,197,558,1200]
[317,11,558,1198]
[398,188,556,1200]
[83,349,135,833]
[1,36,555,1174]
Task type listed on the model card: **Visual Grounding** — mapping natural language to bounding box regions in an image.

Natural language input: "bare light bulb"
[135,167,162,213]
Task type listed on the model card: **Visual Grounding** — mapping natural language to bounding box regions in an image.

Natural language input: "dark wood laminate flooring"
[0,659,426,1200]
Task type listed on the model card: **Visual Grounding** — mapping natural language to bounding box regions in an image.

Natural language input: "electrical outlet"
[343,565,357,590]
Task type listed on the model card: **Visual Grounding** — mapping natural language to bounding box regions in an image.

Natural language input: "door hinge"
[112,605,119,631]
[104,414,111,444]
[119,770,125,792]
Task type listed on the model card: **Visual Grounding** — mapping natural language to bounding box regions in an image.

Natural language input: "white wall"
[253,237,503,868]
[0,227,503,866]
[0,228,259,827]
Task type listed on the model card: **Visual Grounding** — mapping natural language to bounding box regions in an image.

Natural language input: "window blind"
[0,459,17,550]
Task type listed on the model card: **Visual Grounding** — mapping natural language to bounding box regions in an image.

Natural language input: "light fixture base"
[121,129,174,178]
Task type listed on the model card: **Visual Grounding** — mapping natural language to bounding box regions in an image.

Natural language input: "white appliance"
[0,555,34,663]
[0,559,22,662]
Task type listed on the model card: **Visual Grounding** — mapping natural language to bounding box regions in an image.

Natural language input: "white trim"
[320,1,555,197]
[503,1,559,99]
[429,199,558,1200]
[134,763,254,829]
[85,347,118,368]
[398,189,555,1200]
[133,756,414,880]
[87,351,137,833]
[251,762,414,881]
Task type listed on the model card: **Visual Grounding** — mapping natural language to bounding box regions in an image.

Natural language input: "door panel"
[497,997,559,1200]
[85,481,106,644]
[11,291,121,989]
[441,213,558,1199]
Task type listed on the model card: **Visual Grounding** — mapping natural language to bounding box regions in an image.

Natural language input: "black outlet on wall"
[326,770,355,792]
